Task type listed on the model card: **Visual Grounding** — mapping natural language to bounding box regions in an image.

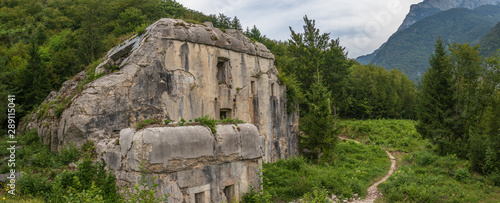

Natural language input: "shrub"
[454,168,471,182]
[302,186,330,203]
[194,115,218,133]
[136,119,161,130]
[410,151,437,166]
[63,181,104,203]
[241,186,273,203]
[81,140,97,158]
[163,119,171,125]
[489,172,500,186]
[219,117,244,125]
[179,118,187,126]
[18,173,52,199]
[58,143,80,165]
[31,149,55,168]
[123,162,169,203]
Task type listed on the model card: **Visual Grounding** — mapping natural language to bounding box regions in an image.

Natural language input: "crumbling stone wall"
[96,123,263,203]
[25,18,298,162]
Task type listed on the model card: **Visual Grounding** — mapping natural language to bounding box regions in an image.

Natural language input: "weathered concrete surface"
[24,18,298,162]
[97,124,264,203]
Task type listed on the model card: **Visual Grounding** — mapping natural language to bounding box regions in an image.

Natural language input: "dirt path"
[339,137,396,203]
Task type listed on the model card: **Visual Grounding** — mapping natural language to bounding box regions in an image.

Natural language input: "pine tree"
[230,16,242,31]
[299,73,338,162]
[416,38,455,155]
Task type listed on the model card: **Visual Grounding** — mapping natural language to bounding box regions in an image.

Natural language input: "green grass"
[338,119,432,153]
[380,152,500,202]
[337,119,499,203]
[0,131,119,203]
[256,140,391,202]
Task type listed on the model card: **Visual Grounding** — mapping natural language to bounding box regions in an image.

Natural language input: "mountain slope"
[479,22,500,57]
[358,5,500,81]
[398,0,500,32]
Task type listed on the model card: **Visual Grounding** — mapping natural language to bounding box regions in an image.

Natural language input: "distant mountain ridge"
[357,5,500,82]
[398,0,500,32]
[357,0,500,65]
[479,22,500,57]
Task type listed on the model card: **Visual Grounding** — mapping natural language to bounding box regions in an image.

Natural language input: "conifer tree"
[416,38,455,155]
[300,73,338,162]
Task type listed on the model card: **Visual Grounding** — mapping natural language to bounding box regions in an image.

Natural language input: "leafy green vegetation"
[380,152,500,202]
[136,118,162,130]
[123,162,169,203]
[0,131,119,203]
[334,119,500,203]
[417,39,500,170]
[0,0,245,135]
[136,115,244,134]
[251,16,417,119]
[300,75,338,162]
[338,119,430,153]
[244,141,390,202]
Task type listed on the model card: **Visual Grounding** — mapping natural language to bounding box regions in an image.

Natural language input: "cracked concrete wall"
[25,18,298,162]
[96,124,263,203]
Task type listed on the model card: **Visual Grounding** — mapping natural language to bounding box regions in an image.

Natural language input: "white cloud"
[176,0,424,58]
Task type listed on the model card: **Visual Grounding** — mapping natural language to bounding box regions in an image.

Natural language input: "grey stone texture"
[22,18,300,202]
[97,125,263,203]
[24,18,298,162]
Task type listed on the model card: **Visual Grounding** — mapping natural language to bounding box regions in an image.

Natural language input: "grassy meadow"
[245,119,500,202]
[339,119,500,203]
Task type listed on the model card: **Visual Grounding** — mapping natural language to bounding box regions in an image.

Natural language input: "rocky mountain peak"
[397,0,500,32]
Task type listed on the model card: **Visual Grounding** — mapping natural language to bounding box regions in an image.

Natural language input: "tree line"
[2,0,497,176]
[250,16,498,173]
[417,38,499,175]
[0,0,242,133]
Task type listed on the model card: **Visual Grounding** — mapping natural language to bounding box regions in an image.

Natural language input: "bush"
[302,186,330,203]
[454,168,471,182]
[18,173,52,199]
[489,172,500,186]
[58,143,80,165]
[63,179,104,203]
[410,151,437,166]
[136,119,161,130]
[123,162,169,203]
[31,149,55,168]
[241,186,273,203]
[194,115,218,133]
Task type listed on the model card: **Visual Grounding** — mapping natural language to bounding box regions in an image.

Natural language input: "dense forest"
[0,0,244,134]
[1,0,499,202]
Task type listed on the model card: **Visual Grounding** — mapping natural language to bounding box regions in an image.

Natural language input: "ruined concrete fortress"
[24,18,299,202]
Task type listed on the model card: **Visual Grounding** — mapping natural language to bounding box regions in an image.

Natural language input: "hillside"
[358,0,500,65]
[357,5,500,81]
[479,22,500,56]
[0,0,244,133]
[397,0,500,32]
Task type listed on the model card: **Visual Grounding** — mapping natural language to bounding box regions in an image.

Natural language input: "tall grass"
[338,119,432,152]
[251,140,391,202]
[336,119,500,202]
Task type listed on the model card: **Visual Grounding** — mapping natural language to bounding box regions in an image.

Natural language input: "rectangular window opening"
[220,108,231,120]
[195,192,205,203]
[217,58,229,85]
[224,185,235,202]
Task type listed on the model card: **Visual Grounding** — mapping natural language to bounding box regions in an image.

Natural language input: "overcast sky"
[176,0,424,58]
